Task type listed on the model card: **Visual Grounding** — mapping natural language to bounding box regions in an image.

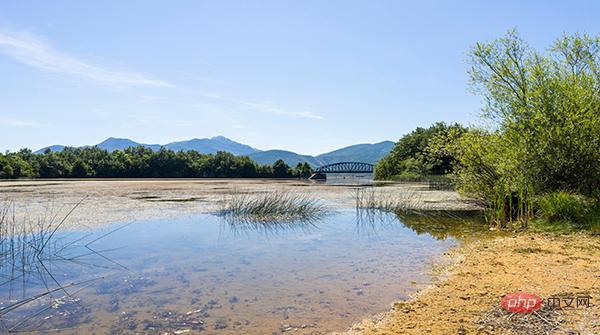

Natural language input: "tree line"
[0,146,314,179]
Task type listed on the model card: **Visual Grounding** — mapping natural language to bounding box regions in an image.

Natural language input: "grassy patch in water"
[217,191,329,223]
[353,187,426,214]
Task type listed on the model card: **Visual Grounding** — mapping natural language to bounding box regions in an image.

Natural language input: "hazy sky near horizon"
[1,1,599,155]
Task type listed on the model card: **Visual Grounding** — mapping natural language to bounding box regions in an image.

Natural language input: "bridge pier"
[308,172,326,180]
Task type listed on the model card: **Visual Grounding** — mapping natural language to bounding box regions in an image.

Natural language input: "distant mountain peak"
[99,137,136,143]
[33,137,393,165]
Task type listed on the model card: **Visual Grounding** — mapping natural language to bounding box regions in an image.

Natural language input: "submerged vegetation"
[217,190,329,224]
[353,187,488,239]
[0,147,313,179]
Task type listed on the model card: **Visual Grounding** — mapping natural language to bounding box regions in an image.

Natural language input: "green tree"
[71,159,92,177]
[293,162,313,178]
[455,30,600,201]
[375,122,466,179]
[272,159,292,178]
[0,159,14,178]
[0,145,300,179]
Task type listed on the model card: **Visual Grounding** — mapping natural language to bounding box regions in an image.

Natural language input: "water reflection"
[216,212,325,238]
[0,209,484,334]
[394,210,488,240]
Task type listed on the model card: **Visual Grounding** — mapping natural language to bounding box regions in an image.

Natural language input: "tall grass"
[530,191,600,233]
[537,191,585,223]
[217,190,330,224]
[486,182,534,229]
[0,200,124,332]
[352,187,488,238]
[353,186,426,215]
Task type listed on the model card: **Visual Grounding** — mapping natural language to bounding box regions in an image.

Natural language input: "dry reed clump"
[216,190,330,223]
[476,303,578,335]
[353,187,426,214]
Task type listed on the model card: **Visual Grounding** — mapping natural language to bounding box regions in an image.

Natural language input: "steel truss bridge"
[309,162,374,180]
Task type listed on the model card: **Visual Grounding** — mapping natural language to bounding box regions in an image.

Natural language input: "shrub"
[537,191,586,223]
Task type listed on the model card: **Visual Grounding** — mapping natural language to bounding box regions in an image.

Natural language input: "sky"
[1,1,599,155]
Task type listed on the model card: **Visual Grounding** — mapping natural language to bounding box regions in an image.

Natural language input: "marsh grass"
[0,200,127,332]
[536,191,586,223]
[353,187,489,239]
[353,186,427,215]
[527,192,600,234]
[217,190,330,224]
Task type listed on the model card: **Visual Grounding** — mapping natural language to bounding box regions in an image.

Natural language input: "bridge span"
[309,162,374,182]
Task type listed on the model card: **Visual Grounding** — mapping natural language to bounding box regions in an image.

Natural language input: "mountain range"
[36,136,394,167]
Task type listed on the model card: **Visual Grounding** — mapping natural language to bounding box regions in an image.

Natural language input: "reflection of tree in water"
[394,210,487,240]
[353,206,487,240]
[0,200,129,333]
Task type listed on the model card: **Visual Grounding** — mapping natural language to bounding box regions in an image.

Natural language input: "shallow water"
[0,209,470,334]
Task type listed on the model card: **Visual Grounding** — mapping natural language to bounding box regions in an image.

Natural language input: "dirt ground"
[338,232,600,335]
[0,179,478,229]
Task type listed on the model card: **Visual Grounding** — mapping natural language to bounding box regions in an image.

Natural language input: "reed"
[353,186,426,215]
[0,200,124,332]
[217,190,329,224]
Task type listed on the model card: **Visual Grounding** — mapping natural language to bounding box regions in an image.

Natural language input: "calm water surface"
[0,209,470,334]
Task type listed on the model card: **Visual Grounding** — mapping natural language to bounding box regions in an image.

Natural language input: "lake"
[0,209,470,334]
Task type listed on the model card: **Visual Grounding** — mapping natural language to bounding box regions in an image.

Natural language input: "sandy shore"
[338,232,600,335]
[0,179,478,229]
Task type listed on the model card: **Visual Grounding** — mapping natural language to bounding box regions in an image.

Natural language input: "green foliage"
[530,203,600,234]
[293,162,314,178]
[0,146,312,179]
[446,30,600,225]
[464,30,600,198]
[272,159,292,178]
[71,159,92,178]
[375,122,466,180]
[537,191,586,223]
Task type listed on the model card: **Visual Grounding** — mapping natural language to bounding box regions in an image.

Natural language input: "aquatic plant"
[353,186,426,215]
[0,200,127,332]
[217,190,329,224]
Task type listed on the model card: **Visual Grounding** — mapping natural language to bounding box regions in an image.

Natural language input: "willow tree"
[454,30,600,214]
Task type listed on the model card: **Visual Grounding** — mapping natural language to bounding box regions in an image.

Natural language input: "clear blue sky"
[1,1,598,155]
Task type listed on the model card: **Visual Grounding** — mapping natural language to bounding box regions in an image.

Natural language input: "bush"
[537,191,586,223]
